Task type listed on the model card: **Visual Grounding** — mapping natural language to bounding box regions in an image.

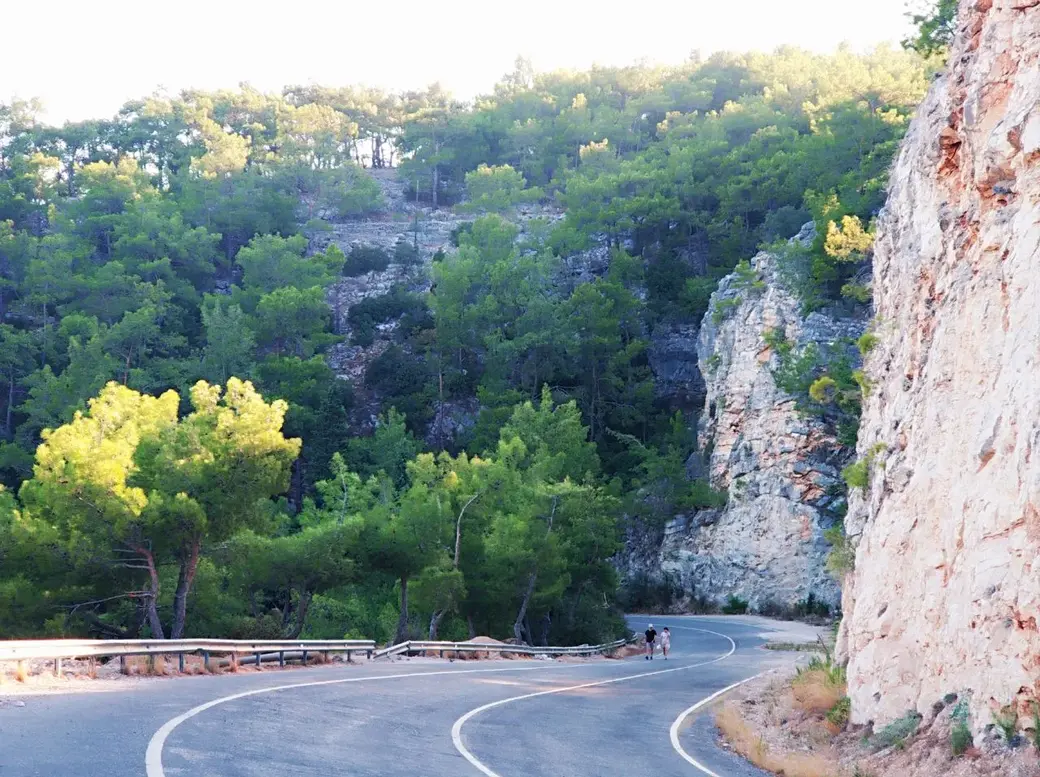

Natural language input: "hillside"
[0,46,927,645]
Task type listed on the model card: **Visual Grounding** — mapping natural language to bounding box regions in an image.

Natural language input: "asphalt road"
[0,616,812,777]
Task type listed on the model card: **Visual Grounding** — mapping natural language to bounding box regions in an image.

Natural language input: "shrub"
[951,721,972,756]
[343,245,391,276]
[449,222,473,247]
[871,711,922,751]
[825,524,855,575]
[841,282,872,303]
[681,276,719,322]
[809,376,837,403]
[993,704,1018,742]
[827,696,851,728]
[730,259,766,292]
[842,459,869,489]
[712,295,742,325]
[793,657,846,714]
[853,369,872,397]
[856,331,879,356]
[843,443,887,491]
[319,165,385,218]
[463,164,542,212]
[722,595,749,614]
[347,288,428,347]
[793,592,832,619]
[393,238,421,266]
[365,345,435,430]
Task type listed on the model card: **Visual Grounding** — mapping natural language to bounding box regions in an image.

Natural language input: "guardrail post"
[178,653,185,673]
[279,651,285,668]
[15,659,26,682]
[302,650,308,665]
[366,649,372,659]
[347,650,353,664]
[323,650,329,664]
[202,651,210,673]
[53,658,62,678]
[120,656,128,675]
[229,653,238,672]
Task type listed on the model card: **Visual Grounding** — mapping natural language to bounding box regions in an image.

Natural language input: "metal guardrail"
[0,633,635,677]
[0,638,376,676]
[372,637,631,660]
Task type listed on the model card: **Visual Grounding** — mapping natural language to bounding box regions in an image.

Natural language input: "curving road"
[0,616,817,777]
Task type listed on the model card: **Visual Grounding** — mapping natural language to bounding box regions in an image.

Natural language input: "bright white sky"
[4,0,914,125]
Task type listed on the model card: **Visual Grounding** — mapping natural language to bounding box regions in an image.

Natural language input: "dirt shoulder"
[714,663,1039,777]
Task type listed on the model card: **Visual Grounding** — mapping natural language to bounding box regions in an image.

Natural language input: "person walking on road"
[644,624,657,660]
[660,626,671,659]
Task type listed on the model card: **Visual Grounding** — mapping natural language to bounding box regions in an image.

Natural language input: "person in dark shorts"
[645,624,657,660]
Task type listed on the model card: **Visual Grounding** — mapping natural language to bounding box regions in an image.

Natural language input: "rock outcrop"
[837,0,1040,732]
[626,226,863,611]
[648,322,706,414]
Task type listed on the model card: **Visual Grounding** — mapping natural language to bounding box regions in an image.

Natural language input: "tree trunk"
[431,138,440,208]
[285,590,313,639]
[513,497,558,644]
[141,549,164,639]
[429,609,445,640]
[395,576,409,644]
[170,542,201,639]
[513,571,537,644]
[5,374,14,441]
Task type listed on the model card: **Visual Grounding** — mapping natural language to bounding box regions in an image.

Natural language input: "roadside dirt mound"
[608,640,644,659]
[422,636,527,661]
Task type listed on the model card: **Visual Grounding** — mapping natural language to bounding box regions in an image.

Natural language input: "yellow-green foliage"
[825,215,875,262]
[808,376,837,403]
[856,331,879,356]
[842,443,886,490]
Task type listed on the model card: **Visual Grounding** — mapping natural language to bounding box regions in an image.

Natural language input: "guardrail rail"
[0,633,638,679]
[372,637,633,660]
[0,638,376,677]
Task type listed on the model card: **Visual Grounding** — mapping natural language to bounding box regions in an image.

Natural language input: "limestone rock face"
[837,0,1040,731]
[623,227,862,610]
[679,227,860,610]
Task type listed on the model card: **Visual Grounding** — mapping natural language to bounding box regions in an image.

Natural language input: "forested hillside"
[0,45,927,645]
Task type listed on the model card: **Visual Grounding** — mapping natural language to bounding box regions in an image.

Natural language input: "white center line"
[145,660,636,777]
[450,627,738,777]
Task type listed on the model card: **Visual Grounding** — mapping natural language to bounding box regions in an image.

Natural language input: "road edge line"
[451,627,738,777]
[668,670,770,777]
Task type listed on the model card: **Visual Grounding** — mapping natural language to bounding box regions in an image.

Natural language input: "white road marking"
[450,627,738,777]
[668,671,768,776]
[145,661,630,777]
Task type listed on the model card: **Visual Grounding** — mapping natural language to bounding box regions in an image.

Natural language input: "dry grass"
[792,669,846,715]
[716,703,843,777]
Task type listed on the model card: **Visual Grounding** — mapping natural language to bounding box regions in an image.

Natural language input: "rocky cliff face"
[837,0,1040,732]
[626,227,863,611]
